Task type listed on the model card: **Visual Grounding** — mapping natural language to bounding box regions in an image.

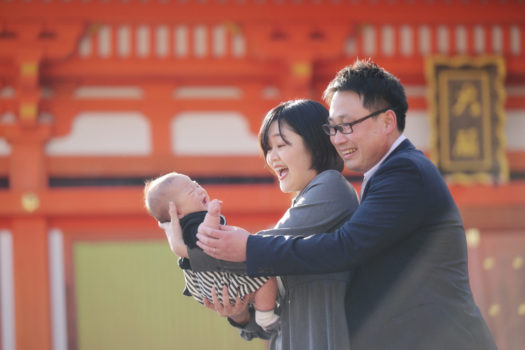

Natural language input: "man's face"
[328,90,391,173]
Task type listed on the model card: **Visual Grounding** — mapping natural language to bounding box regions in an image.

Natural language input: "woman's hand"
[160,201,188,258]
[203,286,252,325]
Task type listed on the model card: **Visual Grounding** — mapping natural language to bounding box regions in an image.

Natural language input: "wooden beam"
[1,0,523,23]
[1,181,525,218]
[0,185,291,216]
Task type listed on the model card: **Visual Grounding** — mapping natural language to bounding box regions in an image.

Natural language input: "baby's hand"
[202,199,222,229]
[208,199,222,217]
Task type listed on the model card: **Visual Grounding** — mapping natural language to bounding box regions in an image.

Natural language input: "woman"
[173,99,359,349]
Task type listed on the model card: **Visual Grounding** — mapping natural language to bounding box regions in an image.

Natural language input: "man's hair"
[259,99,344,173]
[323,59,408,132]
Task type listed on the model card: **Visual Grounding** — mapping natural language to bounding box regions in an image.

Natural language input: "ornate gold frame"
[425,55,508,185]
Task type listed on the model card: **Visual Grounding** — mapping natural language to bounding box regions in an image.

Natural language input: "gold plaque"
[426,56,508,184]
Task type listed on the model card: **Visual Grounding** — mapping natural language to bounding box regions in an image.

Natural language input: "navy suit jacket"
[246,139,496,350]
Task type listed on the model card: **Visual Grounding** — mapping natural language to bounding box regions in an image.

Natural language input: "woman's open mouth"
[276,167,288,180]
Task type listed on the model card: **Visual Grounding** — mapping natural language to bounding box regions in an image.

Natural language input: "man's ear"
[383,109,397,133]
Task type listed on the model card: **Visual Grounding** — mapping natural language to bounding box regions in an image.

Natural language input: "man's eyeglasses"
[322,107,392,136]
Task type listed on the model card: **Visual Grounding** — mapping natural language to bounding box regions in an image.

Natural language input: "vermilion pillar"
[8,33,51,350]
[3,21,85,349]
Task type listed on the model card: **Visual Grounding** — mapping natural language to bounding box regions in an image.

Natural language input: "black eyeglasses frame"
[322,107,393,136]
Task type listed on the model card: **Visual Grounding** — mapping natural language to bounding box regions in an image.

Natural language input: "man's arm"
[245,157,427,276]
[198,157,427,275]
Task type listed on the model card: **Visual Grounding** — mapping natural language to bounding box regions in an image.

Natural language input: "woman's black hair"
[258,99,344,173]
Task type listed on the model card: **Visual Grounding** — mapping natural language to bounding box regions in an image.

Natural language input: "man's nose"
[332,130,347,144]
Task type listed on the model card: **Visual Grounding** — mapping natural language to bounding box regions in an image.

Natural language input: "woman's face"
[265,121,317,193]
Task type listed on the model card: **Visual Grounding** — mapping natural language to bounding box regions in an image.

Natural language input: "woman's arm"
[203,286,273,341]
[162,201,247,273]
[158,201,188,258]
[187,248,247,274]
[192,171,357,340]
[202,286,252,324]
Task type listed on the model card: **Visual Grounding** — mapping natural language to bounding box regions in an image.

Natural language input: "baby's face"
[172,175,210,217]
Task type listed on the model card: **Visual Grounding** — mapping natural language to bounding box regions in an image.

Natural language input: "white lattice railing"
[75,22,523,60]
[77,24,246,59]
[344,23,522,57]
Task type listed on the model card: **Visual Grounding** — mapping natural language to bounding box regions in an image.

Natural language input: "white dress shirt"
[361,134,407,197]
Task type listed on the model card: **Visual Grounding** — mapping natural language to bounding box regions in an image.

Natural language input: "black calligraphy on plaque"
[426,56,508,184]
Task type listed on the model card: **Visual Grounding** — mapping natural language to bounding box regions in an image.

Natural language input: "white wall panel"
[172,112,259,155]
[46,113,151,156]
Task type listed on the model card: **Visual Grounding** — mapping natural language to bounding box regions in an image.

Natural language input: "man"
[196,60,497,350]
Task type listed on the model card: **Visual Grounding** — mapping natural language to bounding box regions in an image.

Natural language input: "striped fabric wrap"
[182,269,269,305]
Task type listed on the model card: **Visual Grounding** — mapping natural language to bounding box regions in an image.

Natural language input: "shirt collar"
[363,134,407,182]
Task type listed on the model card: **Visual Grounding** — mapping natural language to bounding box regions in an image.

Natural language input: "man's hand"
[196,224,250,262]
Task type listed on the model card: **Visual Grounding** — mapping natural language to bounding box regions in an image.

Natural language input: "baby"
[144,172,279,331]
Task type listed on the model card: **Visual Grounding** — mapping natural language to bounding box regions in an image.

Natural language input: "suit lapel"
[361,139,415,200]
